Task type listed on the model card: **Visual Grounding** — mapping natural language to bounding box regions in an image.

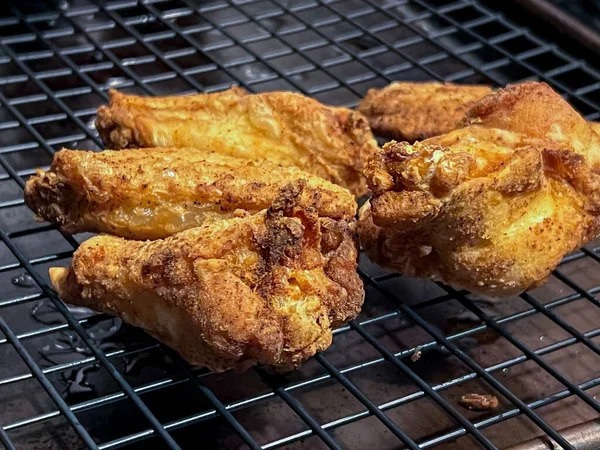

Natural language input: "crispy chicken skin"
[49,188,364,372]
[359,82,600,297]
[96,88,378,196]
[357,82,493,142]
[24,147,356,240]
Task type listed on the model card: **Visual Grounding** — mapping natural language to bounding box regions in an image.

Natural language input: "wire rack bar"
[0,227,181,449]
[0,314,99,449]
[188,0,366,98]
[139,1,257,92]
[553,269,600,309]
[80,280,600,448]
[267,366,600,450]
[0,425,16,450]
[1,0,600,449]
[0,341,159,388]
[319,0,504,85]
[4,279,597,443]
[0,89,58,157]
[145,0,383,105]
[451,288,600,411]
[92,0,204,92]
[1,257,598,445]
[356,319,500,448]
[8,7,110,106]
[273,323,600,448]
[275,387,344,450]
[361,270,576,450]
[314,353,422,449]
[0,293,44,309]
[4,372,190,433]
[519,291,600,356]
[262,321,600,448]
[166,349,264,450]
[421,375,600,448]
[414,0,600,106]
[108,3,425,447]
[0,2,598,126]
[0,43,103,149]
[66,3,353,447]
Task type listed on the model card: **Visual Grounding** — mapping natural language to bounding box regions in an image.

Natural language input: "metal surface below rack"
[0,0,599,449]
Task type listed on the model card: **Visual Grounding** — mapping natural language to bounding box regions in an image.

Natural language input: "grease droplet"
[63,366,98,402]
[12,272,35,288]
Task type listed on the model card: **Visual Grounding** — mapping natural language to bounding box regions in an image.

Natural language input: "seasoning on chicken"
[357,82,492,142]
[359,82,600,297]
[49,185,364,372]
[96,87,378,196]
[25,147,357,240]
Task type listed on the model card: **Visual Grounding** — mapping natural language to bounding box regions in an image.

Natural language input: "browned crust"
[96,88,378,196]
[359,82,600,297]
[51,185,364,372]
[24,147,357,240]
[357,82,493,142]
[464,81,600,169]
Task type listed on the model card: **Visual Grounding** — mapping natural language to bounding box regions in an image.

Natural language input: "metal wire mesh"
[0,0,599,449]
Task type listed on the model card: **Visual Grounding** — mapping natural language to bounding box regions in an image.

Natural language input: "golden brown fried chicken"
[96,87,378,196]
[359,82,600,297]
[357,82,493,142]
[24,147,356,240]
[49,188,364,372]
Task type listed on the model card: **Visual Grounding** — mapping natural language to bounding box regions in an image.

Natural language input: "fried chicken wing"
[24,147,356,240]
[357,82,492,142]
[49,190,364,372]
[96,88,378,196]
[359,82,600,297]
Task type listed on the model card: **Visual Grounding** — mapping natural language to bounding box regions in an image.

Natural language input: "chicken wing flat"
[359,82,600,297]
[96,87,378,196]
[25,147,356,240]
[49,189,364,372]
[357,82,493,142]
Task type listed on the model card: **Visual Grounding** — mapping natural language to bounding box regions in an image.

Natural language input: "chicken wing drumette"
[25,147,356,240]
[359,82,600,297]
[50,186,364,372]
[96,88,378,196]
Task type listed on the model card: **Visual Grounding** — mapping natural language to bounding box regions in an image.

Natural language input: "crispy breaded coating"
[49,189,364,372]
[357,82,492,142]
[359,82,600,297]
[96,87,378,196]
[24,147,356,240]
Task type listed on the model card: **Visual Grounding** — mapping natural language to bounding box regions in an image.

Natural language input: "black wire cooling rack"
[0,1,599,449]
